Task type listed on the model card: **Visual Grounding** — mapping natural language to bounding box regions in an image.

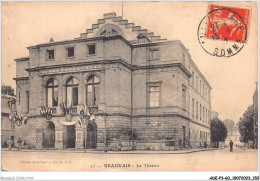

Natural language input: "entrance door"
[85,122,97,149]
[43,121,55,148]
[67,125,75,148]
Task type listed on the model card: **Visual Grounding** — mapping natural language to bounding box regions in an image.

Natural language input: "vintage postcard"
[1,1,258,175]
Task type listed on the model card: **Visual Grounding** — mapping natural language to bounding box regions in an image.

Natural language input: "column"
[75,123,84,149]
[98,70,106,112]
[55,127,63,149]
[78,73,85,106]
[57,75,64,114]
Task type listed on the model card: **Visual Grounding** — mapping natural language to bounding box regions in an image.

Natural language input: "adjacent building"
[225,123,242,147]
[1,94,16,147]
[14,12,211,150]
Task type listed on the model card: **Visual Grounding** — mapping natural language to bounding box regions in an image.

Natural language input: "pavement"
[1,147,258,171]
[1,147,219,154]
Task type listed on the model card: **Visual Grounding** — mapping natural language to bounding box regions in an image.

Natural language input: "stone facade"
[14,12,211,150]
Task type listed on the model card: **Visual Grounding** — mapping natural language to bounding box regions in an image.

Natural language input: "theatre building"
[14,12,211,150]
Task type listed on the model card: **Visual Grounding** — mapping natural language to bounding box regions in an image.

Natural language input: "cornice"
[25,59,192,78]
[27,35,133,50]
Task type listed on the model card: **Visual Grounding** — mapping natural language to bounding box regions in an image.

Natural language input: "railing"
[50,107,57,114]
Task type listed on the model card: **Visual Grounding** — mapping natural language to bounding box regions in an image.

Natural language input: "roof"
[14,57,29,62]
[27,12,167,50]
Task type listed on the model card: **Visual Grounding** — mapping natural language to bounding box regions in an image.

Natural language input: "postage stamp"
[198,4,251,57]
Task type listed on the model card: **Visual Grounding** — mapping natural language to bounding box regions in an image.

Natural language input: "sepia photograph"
[0,1,259,179]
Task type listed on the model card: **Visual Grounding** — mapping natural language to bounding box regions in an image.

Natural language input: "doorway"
[43,121,55,148]
[84,122,97,149]
[67,125,76,148]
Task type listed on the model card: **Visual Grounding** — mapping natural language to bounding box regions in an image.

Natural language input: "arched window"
[66,77,79,107]
[86,75,100,107]
[100,30,106,36]
[99,29,118,37]
[46,78,58,107]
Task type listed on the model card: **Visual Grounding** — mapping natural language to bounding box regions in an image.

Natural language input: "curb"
[1,148,219,154]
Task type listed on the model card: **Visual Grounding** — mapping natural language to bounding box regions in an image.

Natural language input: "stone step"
[132,26,141,31]
[113,16,122,22]
[97,19,105,24]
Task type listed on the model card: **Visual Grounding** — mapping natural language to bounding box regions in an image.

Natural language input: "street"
[1,148,258,171]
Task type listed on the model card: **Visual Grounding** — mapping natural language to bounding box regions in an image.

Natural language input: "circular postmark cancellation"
[198,4,250,57]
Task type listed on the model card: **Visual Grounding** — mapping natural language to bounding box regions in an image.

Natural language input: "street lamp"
[79,105,92,153]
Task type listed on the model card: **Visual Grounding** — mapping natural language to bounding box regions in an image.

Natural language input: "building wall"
[16,79,29,114]
[16,60,29,78]
[28,38,132,68]
[1,95,16,147]
[14,13,211,150]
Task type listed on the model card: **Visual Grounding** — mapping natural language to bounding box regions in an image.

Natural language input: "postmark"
[198,4,250,57]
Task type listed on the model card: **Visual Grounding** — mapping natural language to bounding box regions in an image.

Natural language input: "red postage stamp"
[206,4,250,43]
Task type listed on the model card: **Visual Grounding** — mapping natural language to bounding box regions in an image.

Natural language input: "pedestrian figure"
[204,141,207,149]
[17,138,22,151]
[229,140,233,152]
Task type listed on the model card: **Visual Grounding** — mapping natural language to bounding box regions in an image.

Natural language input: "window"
[203,106,204,122]
[206,108,208,123]
[192,98,194,117]
[88,44,96,55]
[182,85,186,110]
[192,72,194,87]
[196,101,198,119]
[196,76,198,91]
[150,48,160,60]
[66,77,79,107]
[100,30,106,36]
[200,104,201,120]
[67,47,74,58]
[200,80,201,95]
[100,29,118,37]
[46,78,58,107]
[208,110,210,123]
[47,50,54,60]
[205,87,208,100]
[138,38,146,44]
[26,91,29,113]
[203,84,204,97]
[86,75,100,106]
[149,85,160,107]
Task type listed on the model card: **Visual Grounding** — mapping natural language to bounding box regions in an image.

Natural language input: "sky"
[1,1,258,123]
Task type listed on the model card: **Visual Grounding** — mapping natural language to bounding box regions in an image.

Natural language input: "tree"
[238,105,254,142]
[211,118,228,143]
[1,85,15,96]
